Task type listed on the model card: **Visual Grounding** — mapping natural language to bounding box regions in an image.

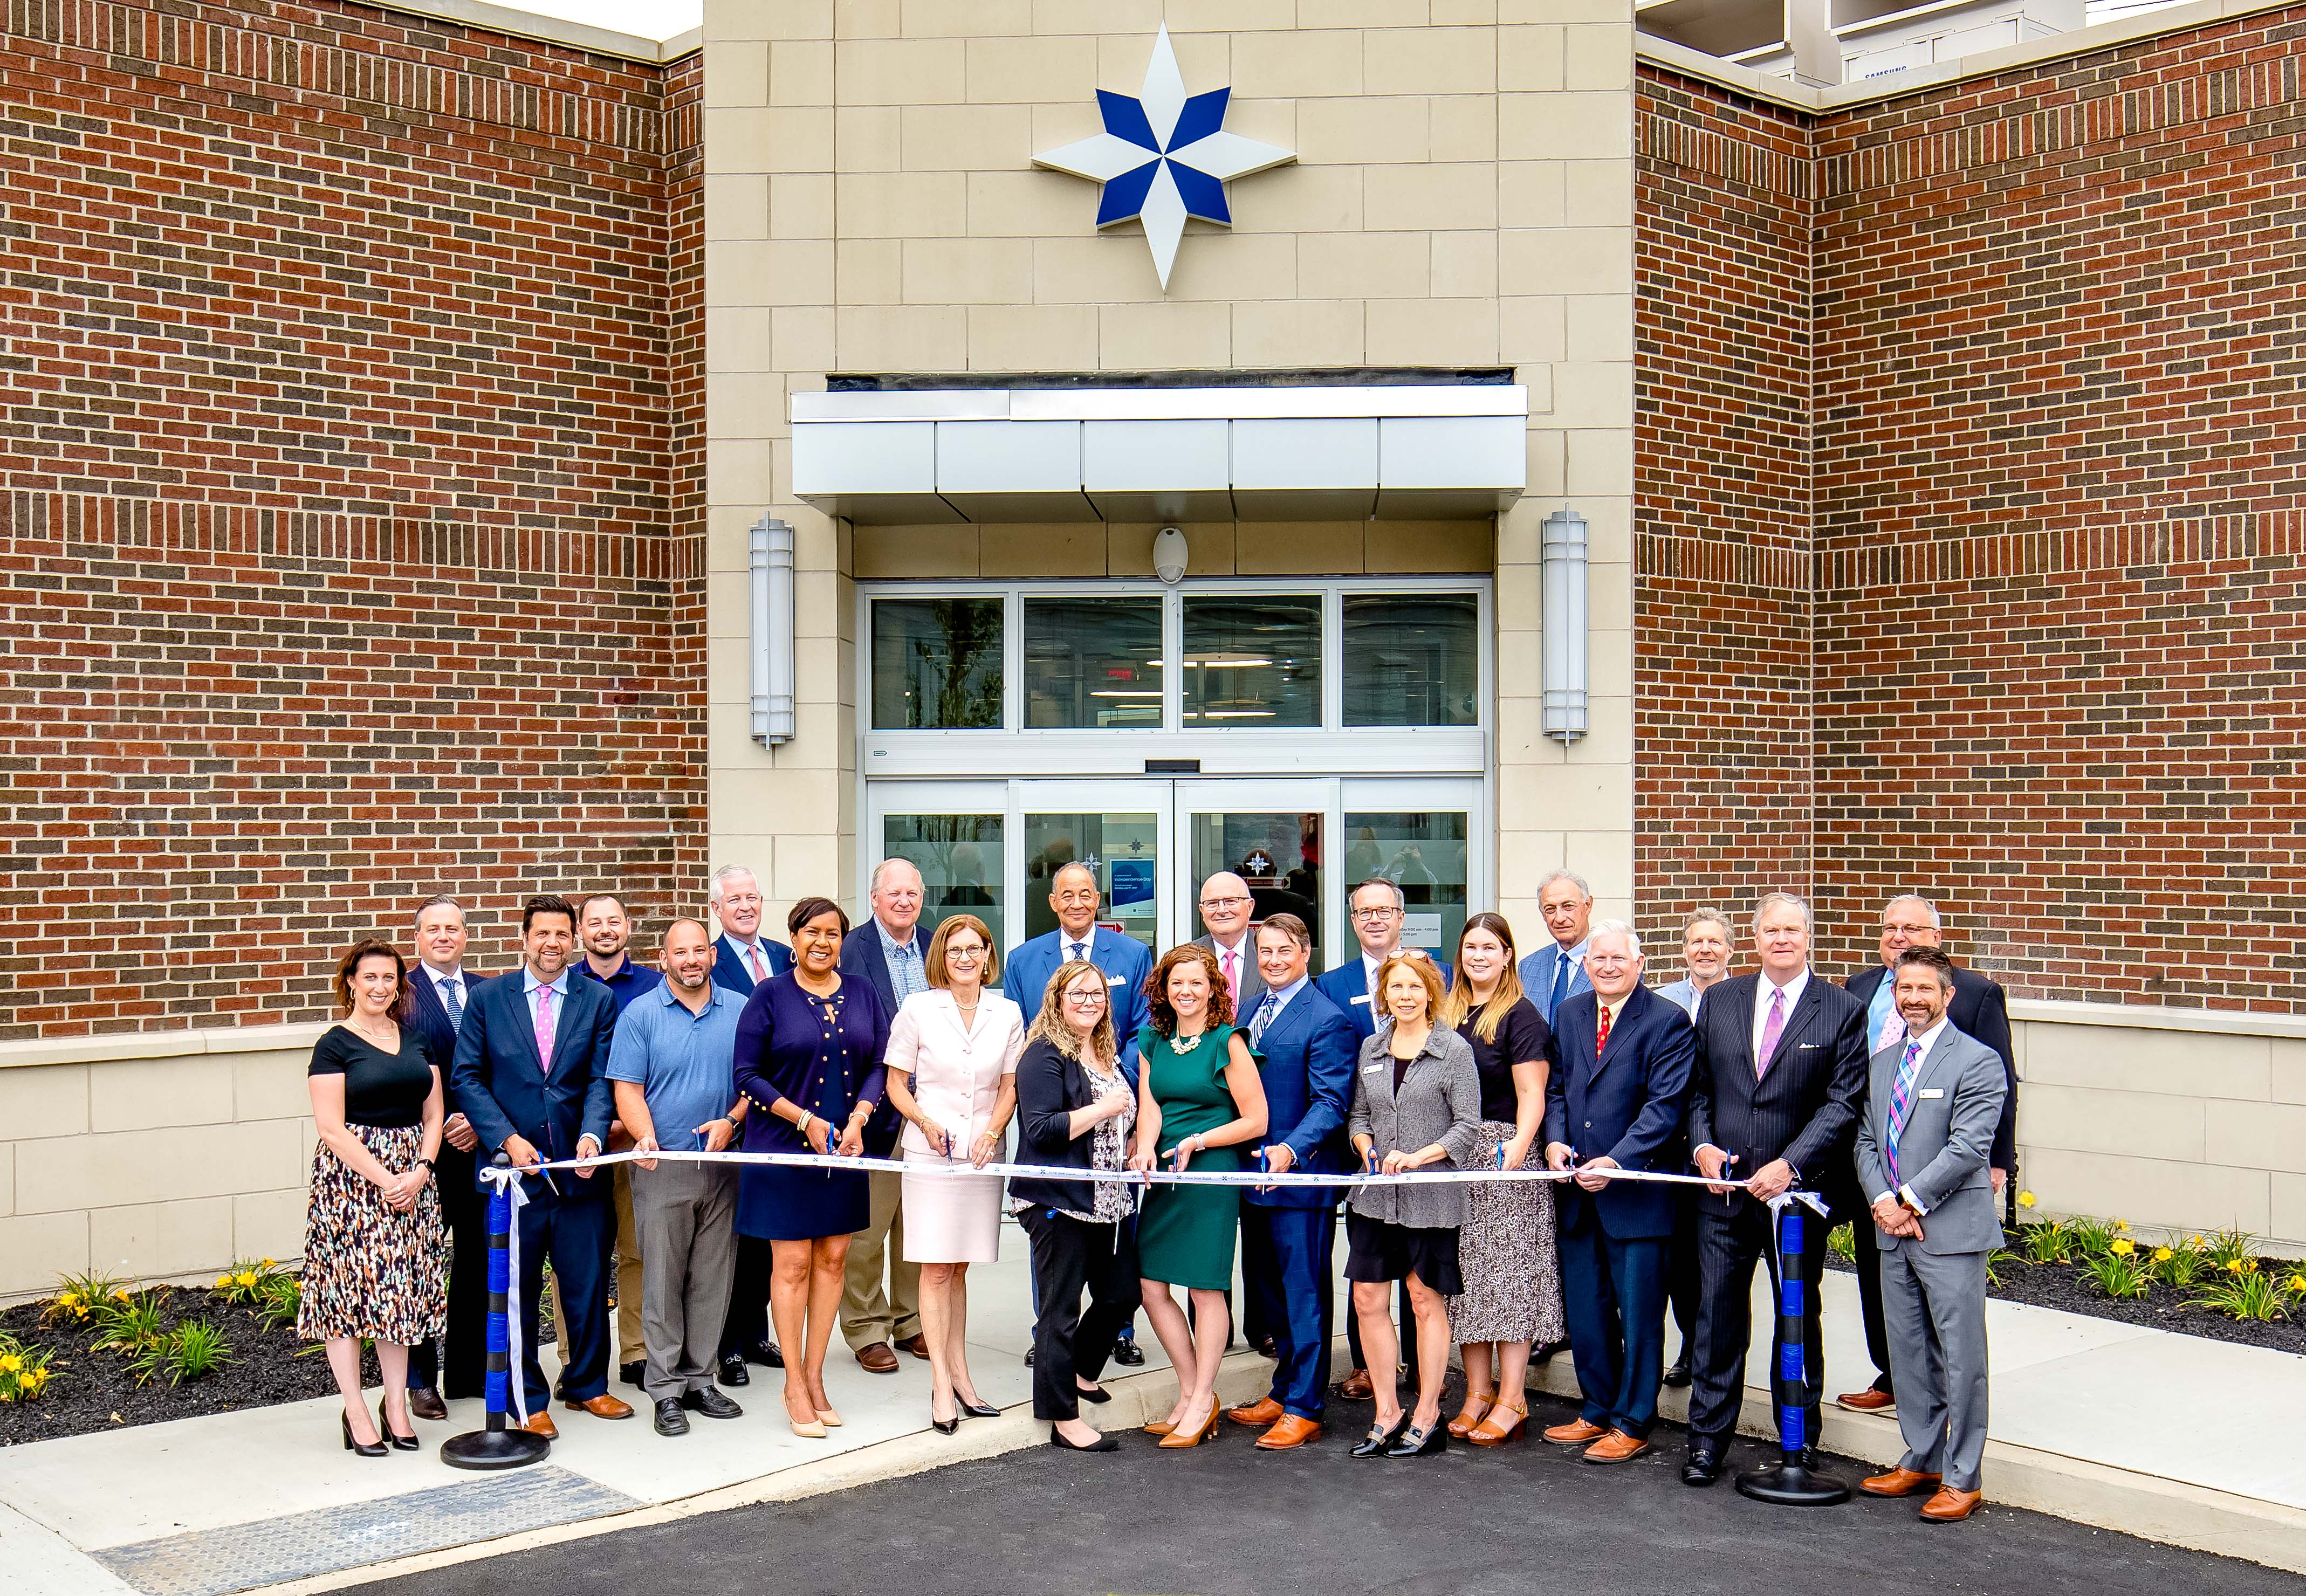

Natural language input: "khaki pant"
[841,1168,922,1351]
[552,1164,645,1364]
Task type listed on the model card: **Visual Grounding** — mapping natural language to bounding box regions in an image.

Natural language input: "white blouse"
[885,989,1026,1157]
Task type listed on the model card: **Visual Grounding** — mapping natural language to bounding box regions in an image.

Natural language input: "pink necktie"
[534,985,556,1074]
[747,945,767,982]
[1755,986,1786,1079]
[1221,948,1238,998]
[1873,997,1905,1056]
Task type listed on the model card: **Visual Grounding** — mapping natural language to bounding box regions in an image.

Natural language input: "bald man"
[1193,870,1266,1013]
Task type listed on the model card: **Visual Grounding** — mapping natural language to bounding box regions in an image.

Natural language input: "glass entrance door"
[1176,779,1337,975]
[1014,780,1171,956]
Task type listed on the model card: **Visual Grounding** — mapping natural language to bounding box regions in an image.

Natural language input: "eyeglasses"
[1352,906,1402,921]
[1198,896,1250,910]
[1062,988,1108,1006]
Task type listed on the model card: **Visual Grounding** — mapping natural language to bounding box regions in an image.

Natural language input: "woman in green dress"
[1130,943,1268,1449]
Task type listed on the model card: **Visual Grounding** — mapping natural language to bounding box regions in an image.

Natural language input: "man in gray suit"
[1852,944,2006,1523]
[1194,870,1266,1014]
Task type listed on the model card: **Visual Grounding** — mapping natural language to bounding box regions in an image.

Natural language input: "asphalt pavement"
[362,1388,2298,1596]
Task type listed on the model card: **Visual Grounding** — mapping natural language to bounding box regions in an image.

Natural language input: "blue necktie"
[1068,939,1088,965]
[439,974,464,1034]
[1547,953,1569,1022]
[1248,993,1276,1049]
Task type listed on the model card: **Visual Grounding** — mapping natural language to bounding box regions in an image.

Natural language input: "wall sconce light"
[750,514,795,746]
[1152,526,1189,584]
[1541,508,1588,743]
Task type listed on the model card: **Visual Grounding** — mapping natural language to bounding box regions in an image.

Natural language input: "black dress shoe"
[1532,1339,1566,1363]
[341,1412,388,1457]
[1256,1337,1278,1358]
[1075,1383,1112,1405]
[654,1398,690,1436]
[620,1360,646,1388]
[717,1354,751,1387]
[1350,1415,1410,1458]
[682,1387,744,1420]
[746,1339,785,1370]
[1049,1424,1118,1452]
[1111,1339,1144,1367]
[378,1399,420,1450]
[1683,1446,1723,1486]
[1662,1360,1691,1389]
[1023,1346,1036,1367]
[1387,1421,1447,1459]
[407,1386,449,1422]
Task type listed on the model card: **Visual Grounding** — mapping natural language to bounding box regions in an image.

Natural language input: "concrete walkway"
[2,1241,2302,1595]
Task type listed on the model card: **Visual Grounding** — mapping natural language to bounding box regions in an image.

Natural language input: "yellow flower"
[2153,1247,2173,1262]
[57,1291,78,1306]
[215,1276,233,1289]
[0,1355,20,1374]
[2110,1239,2134,1256]
[261,1258,276,1268]
[113,1287,131,1301]
[2288,1274,2306,1294]
[20,1370,44,1392]
[2226,1258,2246,1274]
[235,1272,257,1288]
[2113,1219,2129,1232]
[2016,1191,2036,1209]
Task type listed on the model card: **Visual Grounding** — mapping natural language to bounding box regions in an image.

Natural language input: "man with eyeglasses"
[1193,870,1266,1012]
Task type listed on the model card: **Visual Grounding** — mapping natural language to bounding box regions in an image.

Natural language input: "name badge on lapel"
[1350,994,1371,1006]
[1919,1088,1945,1099]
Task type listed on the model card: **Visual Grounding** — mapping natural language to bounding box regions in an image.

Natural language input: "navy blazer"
[836,920,928,1158]
[1845,961,2017,1173]
[1240,981,1360,1210]
[1687,971,1869,1215]
[711,932,792,999]
[404,964,480,1092]
[1542,984,1696,1239]
[450,969,618,1199]
[1518,937,1594,1023]
[1003,926,1153,1085]
[1312,952,1455,1042]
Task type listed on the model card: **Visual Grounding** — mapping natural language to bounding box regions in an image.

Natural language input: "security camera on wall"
[1152,527,1188,584]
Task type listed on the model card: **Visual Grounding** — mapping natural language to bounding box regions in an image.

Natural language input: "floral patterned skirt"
[1444,1120,1567,1346]
[297,1124,447,1345]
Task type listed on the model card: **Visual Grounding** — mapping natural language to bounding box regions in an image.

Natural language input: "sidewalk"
[3,1247,2302,1595]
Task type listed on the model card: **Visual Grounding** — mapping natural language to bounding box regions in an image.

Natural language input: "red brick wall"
[0,0,706,1038]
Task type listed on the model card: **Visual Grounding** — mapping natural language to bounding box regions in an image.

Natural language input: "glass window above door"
[1181,594,1321,727]
[870,598,1002,730]
[1024,596,1162,729]
[1343,593,1479,727]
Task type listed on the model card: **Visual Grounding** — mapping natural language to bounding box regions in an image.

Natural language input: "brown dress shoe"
[407,1387,449,1422]
[857,1342,901,1374]
[520,1409,559,1440]
[903,1333,931,1358]
[1837,1388,1896,1414]
[1582,1429,1652,1464]
[1542,1416,1609,1446]
[1860,1467,1943,1498]
[1920,1487,1984,1522]
[1227,1396,1286,1427]
[1254,1414,1323,1450]
[1335,1368,1375,1402]
[565,1392,635,1420]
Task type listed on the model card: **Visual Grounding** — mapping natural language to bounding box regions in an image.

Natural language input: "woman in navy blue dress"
[733,897,890,1437]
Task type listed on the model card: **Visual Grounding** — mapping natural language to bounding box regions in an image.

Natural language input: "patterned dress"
[1445,998,1567,1345]
[299,1026,447,1345]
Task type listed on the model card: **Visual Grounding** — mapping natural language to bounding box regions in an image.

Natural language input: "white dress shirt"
[1751,967,1810,1062]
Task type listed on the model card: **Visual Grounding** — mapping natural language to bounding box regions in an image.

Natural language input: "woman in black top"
[1009,960,1140,1453]
[299,938,446,1456]
[1437,913,1566,1446]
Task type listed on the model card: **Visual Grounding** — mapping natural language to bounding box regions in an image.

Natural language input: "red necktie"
[1595,1002,1612,1056]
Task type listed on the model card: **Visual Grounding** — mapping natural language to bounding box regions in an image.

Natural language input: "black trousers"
[1854,1233,1893,1393]
[1664,1184,1701,1363]
[718,1235,776,1361]
[1688,1196,1830,1449]
[1020,1206,1142,1422]
[408,1142,486,1398]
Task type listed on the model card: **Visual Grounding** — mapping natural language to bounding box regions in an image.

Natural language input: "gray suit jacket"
[1852,1023,2007,1256]
[1346,1024,1481,1230]
[1193,932,1267,1014]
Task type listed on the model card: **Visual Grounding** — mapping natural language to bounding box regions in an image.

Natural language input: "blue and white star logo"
[1033,25,1295,290]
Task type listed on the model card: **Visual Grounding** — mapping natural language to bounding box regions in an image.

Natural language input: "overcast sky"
[519,0,699,39]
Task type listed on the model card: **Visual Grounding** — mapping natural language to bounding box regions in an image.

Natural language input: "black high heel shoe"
[1350,1414,1410,1458]
[342,1411,388,1457]
[931,1407,960,1435]
[378,1398,420,1450]
[1049,1423,1118,1453]
[955,1396,1001,1419]
[1386,1420,1447,1459]
[1074,1383,1112,1405]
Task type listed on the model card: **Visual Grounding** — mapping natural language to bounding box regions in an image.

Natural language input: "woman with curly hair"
[1129,943,1267,1449]
[301,938,447,1456]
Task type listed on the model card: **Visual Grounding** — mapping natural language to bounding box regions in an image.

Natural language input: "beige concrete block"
[1588,621,1634,695]
[769,173,834,239]
[1431,231,1498,299]
[1565,156,1635,228]
[706,305,775,374]
[768,38,833,105]
[1589,553,1633,631]
[1500,763,1631,832]
[1566,429,1632,497]
[709,438,778,506]
[903,237,1033,304]
[966,170,1092,237]
[1499,160,1566,228]
[1034,236,1165,305]
[2019,1147,2269,1237]
[1099,301,1231,369]
[89,1057,237,1133]
[981,524,1107,579]
[1499,24,1563,89]
[834,0,898,33]
[836,238,903,303]
[774,305,838,372]
[706,0,833,42]
[1566,824,1636,902]
[17,1120,306,1213]
[1567,692,1634,764]
[900,104,1033,173]
[2021,1021,2269,1100]
[835,37,965,104]
[1524,429,1567,496]
[1300,231,1430,300]
[839,304,964,369]
[1296,95,1428,166]
[1363,164,1496,232]
[706,173,771,241]
[1428,95,1500,162]
[965,33,1095,101]
[0,1143,10,1216]
[710,239,835,305]
[91,1195,236,1283]
[1495,620,1539,690]
[854,525,981,579]
[1500,294,1566,364]
[1563,22,1634,90]
[773,831,843,903]
[969,304,1100,370]
[1435,0,1501,18]
[2206,1099,2306,1175]
[794,570,843,641]
[1230,30,1365,98]
[708,374,792,440]
[1503,226,1632,297]
[1495,542,1543,627]
[705,41,770,108]
[1100,25,1230,88]
[707,106,834,171]
[2274,1039,2306,1104]
[1564,292,1633,362]
[1157,0,1294,27]
[835,106,902,171]
[1238,522,1366,576]
[1032,0,1162,30]
[1500,90,1633,160]
[0,1210,86,1296]
[1365,521,1494,574]
[2019,1082,2206,1163]
[1106,520,1236,576]
[1538,359,1634,429]
[2271,1172,2306,1252]
[1320,0,1433,21]
[1494,692,1546,767]
[1501,0,1636,18]
[837,171,967,238]
[904,0,1029,32]
[234,1188,310,1266]
[1364,27,1497,95]
[1232,300,1365,368]
[1225,163,1361,235]
[1164,231,1298,303]
[1581,494,1632,560]
[1366,297,1499,366]
[0,1062,89,1137]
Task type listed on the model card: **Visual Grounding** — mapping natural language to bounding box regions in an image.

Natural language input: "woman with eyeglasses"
[883,914,1025,1435]
[1011,960,1143,1453]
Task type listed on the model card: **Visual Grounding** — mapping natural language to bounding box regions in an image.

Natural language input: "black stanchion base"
[1735,1459,1852,1506]
[440,1426,552,1471]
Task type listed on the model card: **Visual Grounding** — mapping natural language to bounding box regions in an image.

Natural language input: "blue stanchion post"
[441,1153,551,1470]
[1733,1200,1850,1506]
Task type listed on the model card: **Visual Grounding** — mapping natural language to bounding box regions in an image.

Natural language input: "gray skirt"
[1444,1120,1566,1346]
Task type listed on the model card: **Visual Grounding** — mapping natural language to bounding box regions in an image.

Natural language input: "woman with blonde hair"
[884,914,1025,1434]
[1439,912,1564,1445]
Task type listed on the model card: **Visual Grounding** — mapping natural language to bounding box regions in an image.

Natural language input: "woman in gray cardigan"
[1346,954,1482,1460]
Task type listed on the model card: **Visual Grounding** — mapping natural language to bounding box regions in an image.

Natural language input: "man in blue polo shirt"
[606,918,749,1437]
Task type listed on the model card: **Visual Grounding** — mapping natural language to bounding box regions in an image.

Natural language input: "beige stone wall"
[702,0,1642,926]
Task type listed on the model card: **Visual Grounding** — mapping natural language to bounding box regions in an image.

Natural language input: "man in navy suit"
[1518,868,1595,1024]
[708,864,790,998]
[1312,876,1454,1042]
[402,895,486,1420]
[1222,914,1358,1450]
[1541,921,1694,1464]
[450,893,630,1436]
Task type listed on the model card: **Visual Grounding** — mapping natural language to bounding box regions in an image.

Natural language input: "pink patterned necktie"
[1755,986,1787,1079]
[534,985,556,1074]
[1873,994,1905,1055]
[747,945,766,982]
[1885,1035,1924,1185]
[1221,947,1238,999]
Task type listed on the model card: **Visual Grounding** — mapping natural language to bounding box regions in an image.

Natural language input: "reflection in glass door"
[1016,781,1170,958]
[874,783,1006,945]
[1177,780,1336,974]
